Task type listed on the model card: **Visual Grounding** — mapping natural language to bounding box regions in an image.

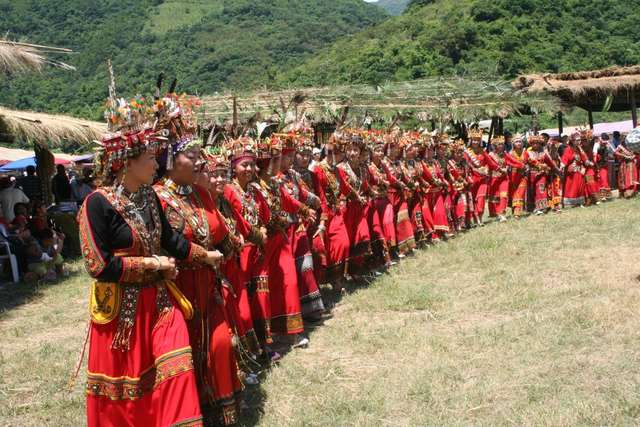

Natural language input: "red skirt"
[584,167,600,200]
[239,244,272,345]
[375,197,396,248]
[470,178,488,217]
[289,224,325,317]
[598,167,611,198]
[175,268,241,423]
[86,287,203,427]
[509,172,527,216]
[324,210,350,281]
[221,258,259,355]
[618,160,637,198]
[488,176,509,217]
[562,171,586,207]
[264,232,304,335]
[388,189,415,254]
[529,173,549,211]
[367,199,390,266]
[343,200,371,268]
[427,191,450,232]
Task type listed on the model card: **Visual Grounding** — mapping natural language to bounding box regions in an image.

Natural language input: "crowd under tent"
[0,106,105,203]
[513,65,640,134]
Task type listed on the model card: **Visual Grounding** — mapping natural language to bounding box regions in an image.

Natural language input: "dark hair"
[26,165,36,175]
[613,131,621,138]
[13,202,27,216]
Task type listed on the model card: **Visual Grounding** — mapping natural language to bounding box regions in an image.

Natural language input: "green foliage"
[0,0,386,120]
[371,0,410,15]
[284,0,640,88]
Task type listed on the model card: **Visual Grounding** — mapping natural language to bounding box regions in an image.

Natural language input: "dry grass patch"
[1,199,640,426]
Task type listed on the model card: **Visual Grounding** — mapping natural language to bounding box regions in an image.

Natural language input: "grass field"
[1,197,640,426]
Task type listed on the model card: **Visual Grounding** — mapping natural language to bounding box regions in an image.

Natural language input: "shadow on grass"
[0,261,83,316]
[234,274,377,427]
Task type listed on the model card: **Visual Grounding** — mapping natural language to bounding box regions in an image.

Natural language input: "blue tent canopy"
[0,156,37,171]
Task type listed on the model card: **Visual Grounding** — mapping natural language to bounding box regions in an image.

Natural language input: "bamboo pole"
[631,91,638,128]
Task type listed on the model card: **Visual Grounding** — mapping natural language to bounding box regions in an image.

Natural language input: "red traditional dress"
[595,144,612,200]
[583,149,600,204]
[447,157,475,229]
[224,180,272,344]
[508,148,528,217]
[488,151,524,217]
[368,160,394,265]
[312,160,350,282]
[526,148,557,212]
[336,160,372,273]
[80,185,206,427]
[422,159,450,234]
[155,181,241,425]
[258,175,306,336]
[464,147,491,219]
[560,145,587,207]
[386,159,416,254]
[216,195,260,356]
[615,144,638,198]
[404,159,433,242]
[283,169,325,318]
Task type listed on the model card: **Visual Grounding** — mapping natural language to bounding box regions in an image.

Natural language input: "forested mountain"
[369,0,410,15]
[0,0,386,119]
[285,0,640,87]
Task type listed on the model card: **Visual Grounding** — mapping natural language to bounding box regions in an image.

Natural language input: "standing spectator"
[17,165,42,202]
[70,168,95,204]
[51,164,72,204]
[0,177,29,222]
[612,131,622,148]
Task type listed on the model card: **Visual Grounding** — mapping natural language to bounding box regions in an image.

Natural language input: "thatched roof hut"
[0,106,105,146]
[0,39,75,74]
[202,77,559,129]
[512,66,640,113]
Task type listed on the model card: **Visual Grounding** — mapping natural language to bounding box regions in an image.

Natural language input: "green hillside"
[285,0,640,87]
[0,0,386,119]
[369,0,410,15]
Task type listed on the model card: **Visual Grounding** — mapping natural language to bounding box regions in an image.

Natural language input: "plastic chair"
[0,237,20,284]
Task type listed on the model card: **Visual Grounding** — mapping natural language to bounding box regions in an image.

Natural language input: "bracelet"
[151,255,162,271]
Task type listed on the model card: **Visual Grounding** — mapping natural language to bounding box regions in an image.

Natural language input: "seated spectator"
[16,165,42,202]
[11,203,29,231]
[25,228,66,282]
[0,177,29,222]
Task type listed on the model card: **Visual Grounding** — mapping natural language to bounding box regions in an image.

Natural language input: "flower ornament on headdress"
[468,128,484,141]
[95,95,167,181]
[151,76,203,170]
[528,134,545,145]
[223,136,258,166]
[491,135,506,146]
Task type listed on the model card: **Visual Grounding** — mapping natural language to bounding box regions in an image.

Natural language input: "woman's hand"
[204,250,224,267]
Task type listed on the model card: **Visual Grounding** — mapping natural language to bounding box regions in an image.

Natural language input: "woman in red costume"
[80,99,222,427]
[614,139,638,198]
[423,139,450,238]
[335,131,373,275]
[546,137,564,212]
[447,139,477,230]
[153,111,241,424]
[560,132,588,208]
[278,132,326,321]
[385,136,416,256]
[200,152,261,376]
[368,135,396,267]
[508,136,529,218]
[311,139,351,284]
[595,138,613,201]
[403,135,433,243]
[257,136,312,348]
[223,139,273,350]
[526,135,560,215]
[581,136,601,205]
[464,128,490,225]
[487,135,525,222]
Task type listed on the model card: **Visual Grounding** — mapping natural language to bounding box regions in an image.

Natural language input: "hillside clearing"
[1,198,640,426]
